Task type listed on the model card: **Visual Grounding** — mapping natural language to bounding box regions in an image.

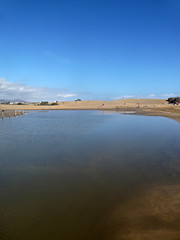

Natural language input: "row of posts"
[1,110,24,119]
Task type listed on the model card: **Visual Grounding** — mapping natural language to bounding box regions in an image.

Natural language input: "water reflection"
[0,111,180,240]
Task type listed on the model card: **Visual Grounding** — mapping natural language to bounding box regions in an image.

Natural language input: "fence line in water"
[1,109,24,119]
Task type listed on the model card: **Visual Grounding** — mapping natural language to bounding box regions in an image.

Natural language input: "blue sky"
[0,0,180,101]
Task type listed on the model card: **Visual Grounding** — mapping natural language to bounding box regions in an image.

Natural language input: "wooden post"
[8,111,11,118]
[14,110,16,117]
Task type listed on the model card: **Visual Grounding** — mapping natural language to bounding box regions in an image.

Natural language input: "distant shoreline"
[1,99,180,122]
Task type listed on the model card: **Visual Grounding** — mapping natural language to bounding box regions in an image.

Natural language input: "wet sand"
[103,139,180,240]
[107,184,180,240]
[102,149,180,240]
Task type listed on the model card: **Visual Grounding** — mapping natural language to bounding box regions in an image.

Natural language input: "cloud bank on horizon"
[112,93,179,100]
[0,78,77,101]
[0,78,179,102]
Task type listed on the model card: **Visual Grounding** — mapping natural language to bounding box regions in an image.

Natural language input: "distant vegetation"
[38,101,59,106]
[39,101,49,105]
[167,97,180,104]
[75,99,82,102]
[51,102,59,105]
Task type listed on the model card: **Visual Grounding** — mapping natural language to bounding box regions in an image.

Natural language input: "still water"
[0,110,180,240]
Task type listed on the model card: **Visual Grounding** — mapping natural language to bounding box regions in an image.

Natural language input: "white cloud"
[0,78,77,101]
[112,95,135,100]
[111,93,180,100]
[160,93,177,98]
[148,94,156,98]
[58,93,77,98]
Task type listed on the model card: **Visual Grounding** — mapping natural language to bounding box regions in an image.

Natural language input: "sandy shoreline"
[1,99,180,122]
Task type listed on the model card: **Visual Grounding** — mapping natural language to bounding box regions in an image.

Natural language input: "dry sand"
[1,99,180,122]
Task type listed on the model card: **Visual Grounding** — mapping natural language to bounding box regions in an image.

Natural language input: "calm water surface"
[0,110,180,240]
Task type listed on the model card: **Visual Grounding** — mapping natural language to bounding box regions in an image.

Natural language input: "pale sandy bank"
[1,99,180,122]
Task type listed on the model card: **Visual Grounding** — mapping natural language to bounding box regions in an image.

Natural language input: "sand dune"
[0,99,171,110]
[1,99,180,121]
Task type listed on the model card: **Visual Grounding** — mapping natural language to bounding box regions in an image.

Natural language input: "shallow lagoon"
[0,110,180,240]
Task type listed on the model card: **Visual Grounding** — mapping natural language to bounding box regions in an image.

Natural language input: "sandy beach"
[1,99,180,122]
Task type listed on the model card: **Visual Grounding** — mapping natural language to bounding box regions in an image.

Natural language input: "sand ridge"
[0,99,169,110]
[1,99,180,122]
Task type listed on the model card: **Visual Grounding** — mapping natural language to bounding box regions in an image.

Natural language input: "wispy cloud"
[1,78,179,102]
[160,93,177,98]
[112,95,136,100]
[58,93,76,98]
[44,51,71,64]
[147,93,180,99]
[0,78,77,101]
[111,93,180,100]
[148,94,156,98]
